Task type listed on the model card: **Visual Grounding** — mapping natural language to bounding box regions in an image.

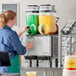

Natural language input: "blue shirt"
[0,25,26,59]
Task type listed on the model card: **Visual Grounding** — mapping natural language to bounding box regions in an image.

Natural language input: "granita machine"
[21,4,61,69]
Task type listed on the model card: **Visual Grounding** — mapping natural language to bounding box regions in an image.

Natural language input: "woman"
[0,10,33,73]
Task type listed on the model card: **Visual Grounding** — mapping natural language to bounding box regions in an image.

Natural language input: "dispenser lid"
[26,5,39,13]
[39,4,56,12]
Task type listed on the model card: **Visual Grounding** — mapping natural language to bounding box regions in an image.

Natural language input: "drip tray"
[24,56,37,60]
[37,56,51,60]
[24,56,51,60]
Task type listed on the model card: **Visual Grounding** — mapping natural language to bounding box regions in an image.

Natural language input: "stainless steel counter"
[21,66,62,76]
[0,73,20,76]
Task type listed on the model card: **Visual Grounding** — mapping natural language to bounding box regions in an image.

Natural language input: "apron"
[9,55,20,73]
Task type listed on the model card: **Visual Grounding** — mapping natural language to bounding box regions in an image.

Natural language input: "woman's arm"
[18,30,25,38]
[9,32,33,55]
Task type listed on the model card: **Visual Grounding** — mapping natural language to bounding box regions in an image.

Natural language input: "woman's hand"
[25,41,34,51]
[23,26,31,33]
[18,26,31,38]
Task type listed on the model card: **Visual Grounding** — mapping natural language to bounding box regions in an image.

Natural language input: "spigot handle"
[56,17,60,23]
